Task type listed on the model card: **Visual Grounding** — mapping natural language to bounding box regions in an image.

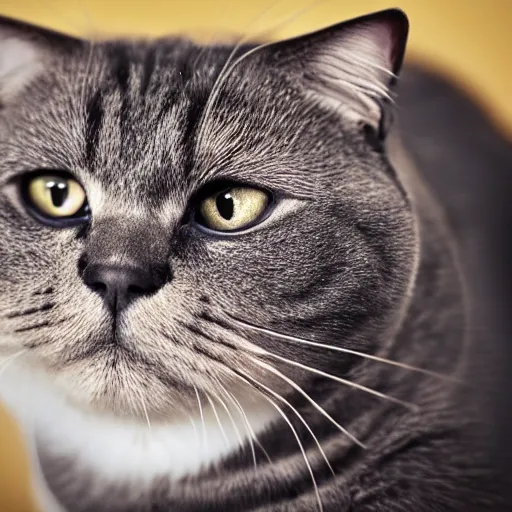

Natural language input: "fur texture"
[0,8,507,512]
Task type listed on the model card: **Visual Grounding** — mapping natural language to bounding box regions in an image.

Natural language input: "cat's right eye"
[20,172,90,227]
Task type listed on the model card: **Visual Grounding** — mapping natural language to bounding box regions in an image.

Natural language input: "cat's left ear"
[258,8,408,138]
[0,16,82,104]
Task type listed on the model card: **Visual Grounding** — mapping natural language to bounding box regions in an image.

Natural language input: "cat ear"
[259,9,409,135]
[0,16,81,104]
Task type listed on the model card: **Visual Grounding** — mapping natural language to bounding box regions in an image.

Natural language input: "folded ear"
[257,9,409,136]
[0,16,82,104]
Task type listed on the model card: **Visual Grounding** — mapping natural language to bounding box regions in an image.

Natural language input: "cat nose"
[82,263,168,314]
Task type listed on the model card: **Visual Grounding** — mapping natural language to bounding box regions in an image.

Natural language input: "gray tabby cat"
[0,8,506,512]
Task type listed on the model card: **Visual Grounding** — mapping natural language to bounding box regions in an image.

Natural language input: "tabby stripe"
[85,90,103,167]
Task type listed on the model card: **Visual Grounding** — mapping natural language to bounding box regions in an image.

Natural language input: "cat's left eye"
[196,186,272,233]
[20,172,90,226]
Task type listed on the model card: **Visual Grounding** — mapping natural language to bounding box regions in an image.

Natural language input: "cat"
[0,7,508,512]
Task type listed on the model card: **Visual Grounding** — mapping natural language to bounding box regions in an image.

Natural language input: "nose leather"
[82,263,168,314]
[79,220,171,314]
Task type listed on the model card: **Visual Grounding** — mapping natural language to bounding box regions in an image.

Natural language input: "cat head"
[0,9,417,420]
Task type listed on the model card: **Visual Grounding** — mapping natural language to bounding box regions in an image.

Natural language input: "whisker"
[208,385,244,447]
[196,0,331,156]
[188,414,201,466]
[238,370,335,476]
[256,0,333,41]
[258,352,419,412]
[120,390,134,417]
[140,394,152,433]
[194,386,208,455]
[253,359,366,448]
[218,385,257,469]
[205,392,229,449]
[129,393,142,424]
[196,0,287,149]
[0,350,27,381]
[231,370,324,512]
[221,385,273,465]
[231,317,462,383]
[189,0,247,70]
[80,40,96,110]
[189,414,199,439]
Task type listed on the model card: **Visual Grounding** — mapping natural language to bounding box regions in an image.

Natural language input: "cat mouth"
[57,327,144,366]
[102,317,133,350]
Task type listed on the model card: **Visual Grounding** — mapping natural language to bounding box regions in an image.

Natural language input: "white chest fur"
[0,358,278,510]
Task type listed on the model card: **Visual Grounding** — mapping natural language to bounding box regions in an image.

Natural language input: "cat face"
[0,10,417,420]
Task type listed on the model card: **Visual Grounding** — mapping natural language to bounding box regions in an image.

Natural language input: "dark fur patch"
[85,90,103,166]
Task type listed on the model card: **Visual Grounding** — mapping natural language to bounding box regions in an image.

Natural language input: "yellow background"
[0,0,511,510]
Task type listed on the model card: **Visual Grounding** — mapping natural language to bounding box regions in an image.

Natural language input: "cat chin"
[49,370,194,424]
[7,349,195,422]
[0,354,279,502]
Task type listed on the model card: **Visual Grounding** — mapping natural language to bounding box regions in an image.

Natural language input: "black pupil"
[48,181,68,208]
[216,190,234,220]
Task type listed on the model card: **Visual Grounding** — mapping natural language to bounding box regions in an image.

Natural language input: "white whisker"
[205,392,229,449]
[196,0,332,156]
[139,393,152,433]
[0,350,27,381]
[260,351,419,412]
[121,383,139,420]
[209,385,244,447]
[232,370,324,512]
[189,414,199,444]
[232,318,461,383]
[222,385,273,465]
[80,40,96,110]
[253,359,365,448]
[230,394,257,469]
[194,386,207,455]
[196,0,285,151]
[188,414,201,466]
[218,384,258,469]
[239,370,335,476]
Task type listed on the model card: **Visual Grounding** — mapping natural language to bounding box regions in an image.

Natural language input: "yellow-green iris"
[27,175,87,218]
[199,187,269,231]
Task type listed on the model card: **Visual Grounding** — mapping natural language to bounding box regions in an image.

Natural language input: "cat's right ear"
[0,16,82,104]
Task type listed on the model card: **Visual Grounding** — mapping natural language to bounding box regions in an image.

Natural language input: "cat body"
[0,9,508,511]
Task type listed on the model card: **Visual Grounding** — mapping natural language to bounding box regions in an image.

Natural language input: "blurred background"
[0,0,511,510]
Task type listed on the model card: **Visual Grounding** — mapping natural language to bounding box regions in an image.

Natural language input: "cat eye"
[21,173,90,226]
[196,186,271,232]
